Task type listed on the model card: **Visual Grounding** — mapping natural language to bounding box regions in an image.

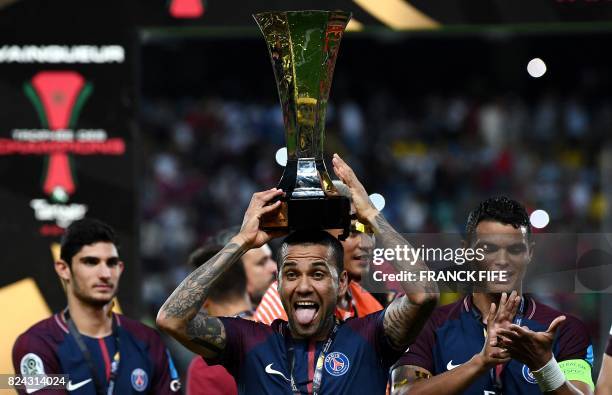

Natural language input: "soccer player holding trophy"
[157,11,438,394]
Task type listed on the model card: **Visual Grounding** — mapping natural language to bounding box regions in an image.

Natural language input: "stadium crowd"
[139,90,609,317]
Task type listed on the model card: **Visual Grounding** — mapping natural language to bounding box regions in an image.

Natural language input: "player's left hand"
[332,153,378,224]
[497,315,566,370]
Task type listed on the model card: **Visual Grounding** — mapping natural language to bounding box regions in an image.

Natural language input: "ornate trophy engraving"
[254,10,351,236]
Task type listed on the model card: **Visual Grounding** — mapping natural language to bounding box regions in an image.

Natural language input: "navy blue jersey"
[394,295,594,395]
[205,309,402,395]
[12,312,181,394]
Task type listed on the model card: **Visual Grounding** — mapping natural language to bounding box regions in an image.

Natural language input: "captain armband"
[558,359,594,391]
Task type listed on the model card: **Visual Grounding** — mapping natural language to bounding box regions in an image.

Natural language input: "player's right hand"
[233,188,286,249]
[490,291,521,338]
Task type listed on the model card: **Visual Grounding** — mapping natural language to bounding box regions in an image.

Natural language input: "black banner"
[0,0,138,316]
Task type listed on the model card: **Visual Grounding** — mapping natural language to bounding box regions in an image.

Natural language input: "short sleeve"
[554,316,594,365]
[345,309,405,369]
[204,317,272,378]
[554,316,595,389]
[391,316,436,374]
[374,310,408,368]
[12,333,62,394]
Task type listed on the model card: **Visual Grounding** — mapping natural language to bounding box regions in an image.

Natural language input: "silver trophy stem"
[292,158,326,198]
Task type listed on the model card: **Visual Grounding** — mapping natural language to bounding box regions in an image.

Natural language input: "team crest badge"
[324,352,350,376]
[131,368,148,391]
[522,364,537,384]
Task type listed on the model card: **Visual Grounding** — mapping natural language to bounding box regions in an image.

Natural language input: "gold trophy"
[254,10,351,237]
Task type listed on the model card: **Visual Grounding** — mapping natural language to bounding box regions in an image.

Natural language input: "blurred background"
[1,0,612,386]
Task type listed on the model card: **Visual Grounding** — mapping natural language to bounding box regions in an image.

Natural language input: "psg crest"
[131,368,149,391]
[324,352,350,376]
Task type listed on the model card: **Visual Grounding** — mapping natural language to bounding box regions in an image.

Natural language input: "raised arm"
[371,212,439,350]
[332,154,439,350]
[156,188,284,358]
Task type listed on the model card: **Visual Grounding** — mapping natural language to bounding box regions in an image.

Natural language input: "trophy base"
[261,196,350,238]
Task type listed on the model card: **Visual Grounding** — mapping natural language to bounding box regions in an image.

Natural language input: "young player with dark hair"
[13,218,181,394]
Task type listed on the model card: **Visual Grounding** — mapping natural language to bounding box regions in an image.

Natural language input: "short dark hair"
[465,196,531,242]
[60,218,119,265]
[279,231,344,274]
[188,243,247,303]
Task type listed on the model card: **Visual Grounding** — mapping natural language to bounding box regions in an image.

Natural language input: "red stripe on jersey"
[98,338,111,380]
[307,341,315,394]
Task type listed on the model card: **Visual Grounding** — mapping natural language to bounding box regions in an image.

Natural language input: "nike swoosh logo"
[67,379,92,391]
[447,360,461,370]
[265,363,289,381]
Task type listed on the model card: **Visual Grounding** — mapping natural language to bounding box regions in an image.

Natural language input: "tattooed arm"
[371,212,439,350]
[156,188,285,358]
[156,240,248,358]
[332,154,438,350]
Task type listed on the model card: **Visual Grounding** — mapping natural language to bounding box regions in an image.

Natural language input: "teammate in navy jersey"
[13,218,181,394]
[595,324,612,395]
[157,153,439,395]
[390,197,595,395]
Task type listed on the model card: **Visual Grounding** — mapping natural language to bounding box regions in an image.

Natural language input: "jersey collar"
[55,307,122,334]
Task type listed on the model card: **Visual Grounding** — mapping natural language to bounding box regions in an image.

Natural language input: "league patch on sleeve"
[20,353,45,375]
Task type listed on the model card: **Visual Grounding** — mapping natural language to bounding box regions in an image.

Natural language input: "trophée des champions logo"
[0,70,126,234]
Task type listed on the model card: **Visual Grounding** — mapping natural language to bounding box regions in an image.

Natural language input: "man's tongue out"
[295,305,318,325]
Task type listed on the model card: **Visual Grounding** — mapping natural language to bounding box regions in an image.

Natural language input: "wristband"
[531,356,565,392]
